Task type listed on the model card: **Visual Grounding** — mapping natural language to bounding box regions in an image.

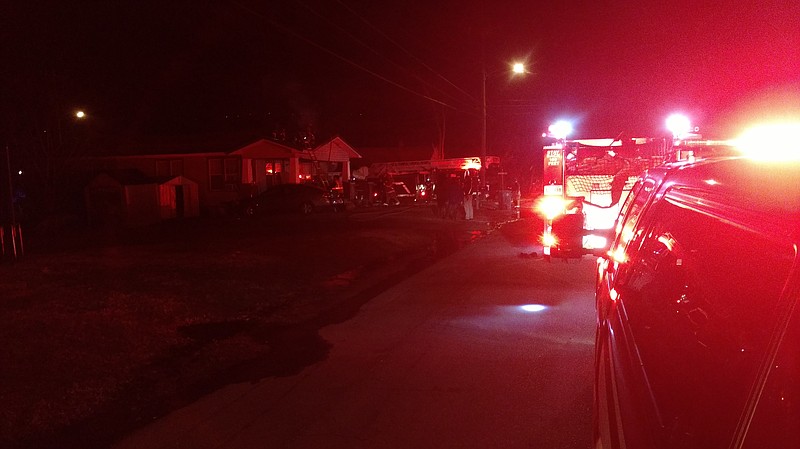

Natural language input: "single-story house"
[84,136,361,218]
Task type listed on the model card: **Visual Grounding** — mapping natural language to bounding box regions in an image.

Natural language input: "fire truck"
[366,156,502,202]
[537,132,737,260]
[538,136,668,259]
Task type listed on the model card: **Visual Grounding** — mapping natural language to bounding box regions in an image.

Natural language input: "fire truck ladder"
[302,148,323,186]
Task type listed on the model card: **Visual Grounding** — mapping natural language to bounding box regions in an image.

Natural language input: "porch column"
[288,156,301,184]
[343,160,351,180]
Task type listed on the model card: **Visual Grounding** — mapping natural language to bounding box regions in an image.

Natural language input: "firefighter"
[463,172,475,220]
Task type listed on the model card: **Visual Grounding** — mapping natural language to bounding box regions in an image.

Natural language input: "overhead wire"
[230,1,475,114]
[332,0,479,106]
[291,0,477,112]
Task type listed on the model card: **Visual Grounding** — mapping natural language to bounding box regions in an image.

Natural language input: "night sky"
[3,0,799,157]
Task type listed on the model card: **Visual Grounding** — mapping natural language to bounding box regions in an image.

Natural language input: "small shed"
[85,170,160,227]
[158,176,200,219]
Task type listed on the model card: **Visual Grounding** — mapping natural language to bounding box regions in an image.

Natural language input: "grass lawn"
[0,207,488,449]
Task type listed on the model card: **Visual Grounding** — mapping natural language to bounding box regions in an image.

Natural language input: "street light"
[480,61,526,187]
[55,109,88,148]
[3,108,88,262]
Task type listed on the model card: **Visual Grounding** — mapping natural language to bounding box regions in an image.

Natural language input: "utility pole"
[2,143,21,262]
[480,67,487,188]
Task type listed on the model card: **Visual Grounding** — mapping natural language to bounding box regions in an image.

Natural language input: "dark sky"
[3,0,799,156]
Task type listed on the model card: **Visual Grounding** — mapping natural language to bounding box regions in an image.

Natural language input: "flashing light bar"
[734,123,800,161]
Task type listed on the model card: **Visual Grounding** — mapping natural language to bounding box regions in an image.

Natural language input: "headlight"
[583,234,607,250]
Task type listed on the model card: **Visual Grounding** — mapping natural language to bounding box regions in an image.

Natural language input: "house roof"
[311,137,362,162]
[158,175,198,186]
[103,132,263,156]
[229,139,302,159]
[86,170,203,188]
[95,134,365,163]
[87,169,154,187]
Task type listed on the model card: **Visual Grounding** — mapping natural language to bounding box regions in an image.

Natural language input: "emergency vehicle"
[537,137,667,259]
[536,130,736,260]
[594,139,800,449]
[367,156,501,203]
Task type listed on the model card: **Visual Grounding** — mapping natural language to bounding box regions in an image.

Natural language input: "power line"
[334,0,479,107]
[230,1,469,112]
[292,0,476,112]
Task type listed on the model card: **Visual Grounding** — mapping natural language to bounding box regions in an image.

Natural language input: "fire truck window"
[620,199,794,449]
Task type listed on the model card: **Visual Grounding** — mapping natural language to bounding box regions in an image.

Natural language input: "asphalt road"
[113,217,597,449]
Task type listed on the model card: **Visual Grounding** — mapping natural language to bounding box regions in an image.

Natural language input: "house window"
[265,161,283,175]
[208,157,241,191]
[156,159,184,177]
[300,162,313,178]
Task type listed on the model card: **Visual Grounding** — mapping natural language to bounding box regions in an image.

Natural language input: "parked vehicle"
[390,181,414,203]
[352,179,401,207]
[352,180,377,207]
[594,155,800,449]
[240,183,343,216]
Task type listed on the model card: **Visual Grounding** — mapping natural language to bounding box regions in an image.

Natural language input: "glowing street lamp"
[53,109,89,148]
